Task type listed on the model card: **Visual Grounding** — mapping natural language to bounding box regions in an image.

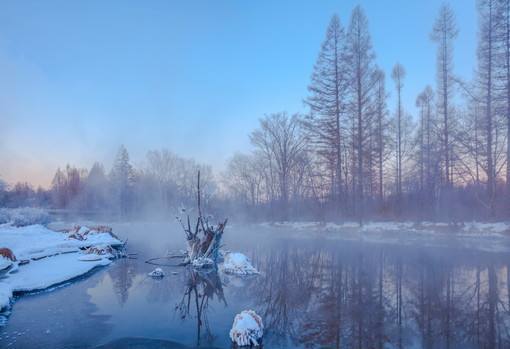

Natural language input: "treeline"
[2,2,510,222]
[226,2,510,222]
[0,146,215,218]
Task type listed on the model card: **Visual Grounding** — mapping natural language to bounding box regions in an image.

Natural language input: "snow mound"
[0,207,51,227]
[148,268,165,278]
[229,310,264,347]
[222,253,258,275]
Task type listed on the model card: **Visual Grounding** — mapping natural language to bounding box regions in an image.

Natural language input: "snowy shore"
[0,223,123,312]
[261,220,510,237]
[258,221,510,253]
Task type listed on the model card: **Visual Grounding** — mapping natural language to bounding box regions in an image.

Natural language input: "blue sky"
[0,0,477,187]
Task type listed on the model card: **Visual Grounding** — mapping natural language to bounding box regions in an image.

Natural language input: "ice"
[221,252,259,275]
[229,310,263,347]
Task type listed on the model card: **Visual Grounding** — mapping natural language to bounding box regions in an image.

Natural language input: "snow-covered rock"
[222,253,259,275]
[229,310,264,347]
[148,267,165,278]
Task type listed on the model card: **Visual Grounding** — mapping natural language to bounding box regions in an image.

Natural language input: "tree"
[110,145,135,216]
[498,0,510,193]
[431,4,458,188]
[250,112,308,220]
[346,5,377,223]
[305,14,349,210]
[477,0,500,216]
[392,63,406,206]
[373,69,389,205]
[225,153,264,207]
[85,162,109,210]
[416,86,436,204]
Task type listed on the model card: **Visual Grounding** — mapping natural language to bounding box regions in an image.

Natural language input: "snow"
[229,310,263,347]
[0,224,123,312]
[0,207,51,227]
[0,224,122,261]
[148,268,165,278]
[0,256,12,272]
[221,252,259,275]
[191,257,214,269]
[261,220,510,237]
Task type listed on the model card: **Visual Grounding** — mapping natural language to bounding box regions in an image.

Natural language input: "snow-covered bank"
[262,220,510,237]
[258,221,510,253]
[0,224,123,312]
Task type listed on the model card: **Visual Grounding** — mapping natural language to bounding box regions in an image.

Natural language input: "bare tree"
[250,112,308,220]
[392,63,406,208]
[431,3,458,187]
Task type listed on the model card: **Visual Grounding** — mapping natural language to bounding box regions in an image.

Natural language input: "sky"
[0,0,477,188]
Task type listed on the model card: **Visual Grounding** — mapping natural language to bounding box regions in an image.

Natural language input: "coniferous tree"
[305,14,349,212]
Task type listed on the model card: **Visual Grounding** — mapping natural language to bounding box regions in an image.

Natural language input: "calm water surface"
[1,222,510,349]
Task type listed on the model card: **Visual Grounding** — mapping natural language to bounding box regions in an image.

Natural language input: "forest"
[2,2,510,223]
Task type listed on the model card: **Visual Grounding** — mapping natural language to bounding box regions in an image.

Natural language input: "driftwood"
[176,171,227,267]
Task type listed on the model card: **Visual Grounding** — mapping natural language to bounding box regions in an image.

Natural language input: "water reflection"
[3,223,510,349]
[176,269,227,346]
[250,242,510,349]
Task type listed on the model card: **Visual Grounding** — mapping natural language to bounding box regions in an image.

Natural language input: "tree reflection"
[250,243,510,349]
[176,268,226,346]
[108,258,137,306]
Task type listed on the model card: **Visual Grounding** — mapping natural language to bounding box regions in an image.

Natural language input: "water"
[1,222,510,348]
